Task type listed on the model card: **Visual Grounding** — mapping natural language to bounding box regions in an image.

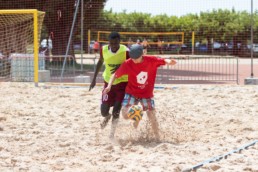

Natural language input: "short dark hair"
[108,31,120,40]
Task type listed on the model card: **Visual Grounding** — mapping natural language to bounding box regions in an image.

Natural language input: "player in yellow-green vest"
[89,32,130,139]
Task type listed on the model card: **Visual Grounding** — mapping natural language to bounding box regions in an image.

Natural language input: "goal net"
[0,10,45,84]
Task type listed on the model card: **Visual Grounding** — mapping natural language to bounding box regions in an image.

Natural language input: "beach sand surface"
[0,82,257,172]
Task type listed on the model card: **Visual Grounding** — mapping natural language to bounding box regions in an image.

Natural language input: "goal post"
[0,9,45,86]
[96,31,184,45]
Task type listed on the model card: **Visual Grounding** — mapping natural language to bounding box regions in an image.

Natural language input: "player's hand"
[102,86,111,95]
[169,59,177,65]
[166,59,176,65]
[110,64,120,74]
[89,79,96,91]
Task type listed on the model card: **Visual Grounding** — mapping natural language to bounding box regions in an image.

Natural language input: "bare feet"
[109,118,118,139]
[154,132,160,141]
[133,120,140,129]
[100,114,111,129]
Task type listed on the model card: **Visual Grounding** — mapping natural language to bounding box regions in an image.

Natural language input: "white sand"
[0,82,257,172]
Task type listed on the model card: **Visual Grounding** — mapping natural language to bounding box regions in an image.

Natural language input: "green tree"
[0,0,106,55]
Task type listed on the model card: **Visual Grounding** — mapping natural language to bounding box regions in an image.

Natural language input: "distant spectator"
[127,38,133,49]
[40,38,48,53]
[48,36,53,56]
[93,41,100,54]
[40,37,52,56]
[157,39,163,54]
[136,39,141,45]
[142,38,150,54]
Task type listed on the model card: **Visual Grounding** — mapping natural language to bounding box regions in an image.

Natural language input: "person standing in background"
[142,38,150,54]
[127,37,133,49]
[93,41,100,54]
[157,38,163,54]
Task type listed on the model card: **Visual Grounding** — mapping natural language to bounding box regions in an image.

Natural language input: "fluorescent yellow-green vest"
[102,44,128,85]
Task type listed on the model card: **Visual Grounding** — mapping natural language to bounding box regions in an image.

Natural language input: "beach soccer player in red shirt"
[103,44,177,140]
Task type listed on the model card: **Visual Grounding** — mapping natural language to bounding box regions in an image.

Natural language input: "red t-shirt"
[93,42,99,50]
[115,56,166,98]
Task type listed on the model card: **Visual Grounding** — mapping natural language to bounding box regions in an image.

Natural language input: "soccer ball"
[127,105,143,121]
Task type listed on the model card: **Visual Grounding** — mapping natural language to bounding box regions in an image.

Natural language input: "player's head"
[108,31,120,52]
[129,44,143,63]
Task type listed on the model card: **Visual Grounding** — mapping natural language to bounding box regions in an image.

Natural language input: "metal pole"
[237,56,239,84]
[192,31,195,55]
[80,0,84,71]
[60,0,80,81]
[251,0,254,77]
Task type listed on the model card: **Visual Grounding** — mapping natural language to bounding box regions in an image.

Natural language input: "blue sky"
[104,0,258,16]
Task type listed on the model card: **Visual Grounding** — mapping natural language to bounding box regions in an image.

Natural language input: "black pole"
[251,0,254,77]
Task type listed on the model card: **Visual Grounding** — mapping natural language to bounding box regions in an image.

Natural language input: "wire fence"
[0,0,255,84]
[33,55,238,84]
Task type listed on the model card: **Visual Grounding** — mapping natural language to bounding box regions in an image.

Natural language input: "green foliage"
[98,8,258,43]
[0,1,257,54]
[0,0,107,55]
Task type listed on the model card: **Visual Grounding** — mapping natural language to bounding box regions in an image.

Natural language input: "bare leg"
[100,104,111,129]
[109,118,119,139]
[121,106,130,119]
[133,120,140,129]
[146,110,160,139]
[100,114,111,129]
[109,102,122,139]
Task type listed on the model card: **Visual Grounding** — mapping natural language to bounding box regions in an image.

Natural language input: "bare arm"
[102,73,116,95]
[89,53,104,91]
